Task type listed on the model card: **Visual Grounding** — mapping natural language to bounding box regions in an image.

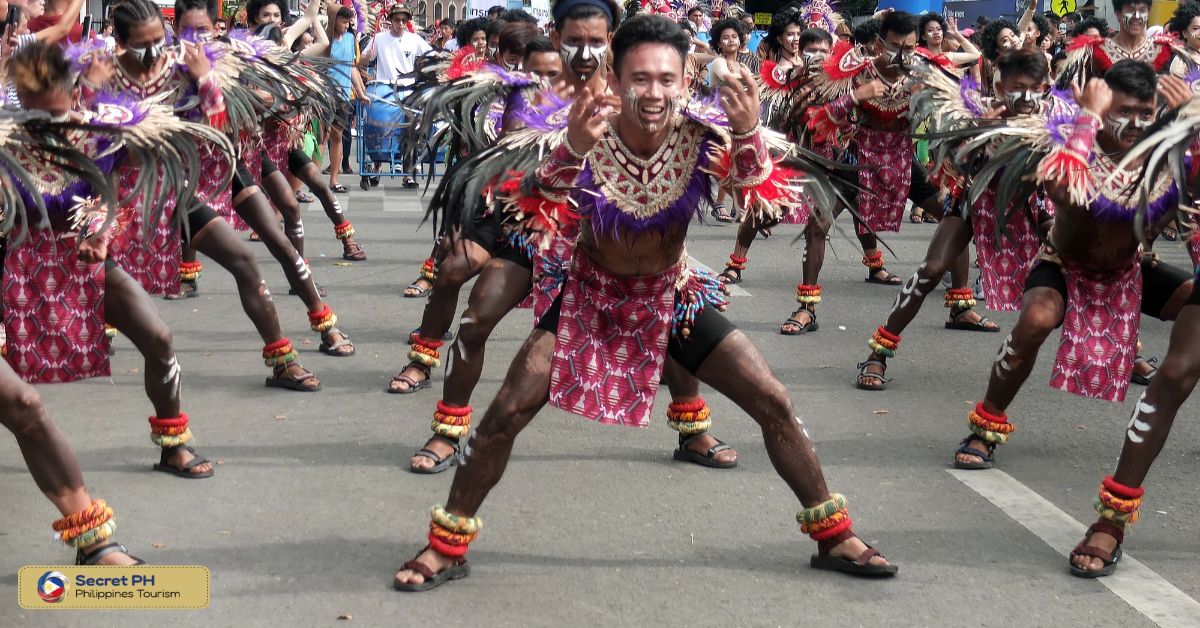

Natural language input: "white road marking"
[948,469,1200,628]
[688,255,750,297]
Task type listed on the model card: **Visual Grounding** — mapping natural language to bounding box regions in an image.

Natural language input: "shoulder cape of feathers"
[0,99,232,245]
[91,93,235,242]
[424,90,863,240]
[906,59,989,178]
[401,60,544,190]
[208,30,345,132]
[811,41,871,103]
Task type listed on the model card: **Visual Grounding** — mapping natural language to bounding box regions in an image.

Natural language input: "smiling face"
[779,23,801,55]
[614,42,683,133]
[1186,17,1200,50]
[1103,88,1155,150]
[996,27,1020,52]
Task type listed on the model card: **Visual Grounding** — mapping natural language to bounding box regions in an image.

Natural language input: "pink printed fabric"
[4,233,110,383]
[521,234,573,323]
[263,122,290,174]
[971,189,1042,311]
[781,143,833,225]
[109,167,180,296]
[855,126,911,233]
[1049,257,1141,403]
[199,142,247,232]
[1188,235,1200,270]
[548,251,679,428]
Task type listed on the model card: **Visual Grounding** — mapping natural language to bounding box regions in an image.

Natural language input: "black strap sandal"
[673,433,737,469]
[953,435,995,470]
[1131,356,1158,385]
[266,363,322,392]
[1161,224,1179,241]
[922,212,939,224]
[710,204,735,223]
[76,542,145,566]
[387,363,432,394]
[407,328,455,344]
[855,359,889,391]
[717,266,743,285]
[810,544,899,578]
[780,308,818,335]
[394,547,470,592]
[153,445,214,479]
[330,184,349,194]
[1069,522,1124,578]
[865,269,903,285]
[410,435,461,474]
[945,308,1001,332]
[319,330,356,357]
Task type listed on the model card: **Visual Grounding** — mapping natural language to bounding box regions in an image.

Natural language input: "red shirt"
[28,14,84,44]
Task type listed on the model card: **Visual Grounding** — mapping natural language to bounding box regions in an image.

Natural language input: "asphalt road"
[2,178,1198,627]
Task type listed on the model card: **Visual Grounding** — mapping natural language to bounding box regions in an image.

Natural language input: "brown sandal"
[394,546,470,592]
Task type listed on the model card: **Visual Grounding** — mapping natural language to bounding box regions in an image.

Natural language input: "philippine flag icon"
[37,571,68,603]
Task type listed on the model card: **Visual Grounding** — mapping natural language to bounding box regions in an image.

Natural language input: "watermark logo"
[36,571,69,604]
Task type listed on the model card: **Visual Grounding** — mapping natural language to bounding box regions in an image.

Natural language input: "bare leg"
[662,358,737,465]
[0,360,137,564]
[1072,286,1196,573]
[328,124,344,189]
[390,236,491,392]
[261,170,305,258]
[857,217,972,388]
[104,267,212,476]
[693,330,889,566]
[394,329,555,585]
[781,218,830,334]
[410,259,531,467]
[164,245,199,300]
[292,158,366,259]
[187,219,319,387]
[954,285,1064,466]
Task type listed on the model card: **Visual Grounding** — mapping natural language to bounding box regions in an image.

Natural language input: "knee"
[145,324,174,360]
[919,257,950,280]
[1016,308,1060,345]
[1155,354,1200,392]
[437,258,473,288]
[456,312,495,348]
[751,381,795,427]
[0,384,46,433]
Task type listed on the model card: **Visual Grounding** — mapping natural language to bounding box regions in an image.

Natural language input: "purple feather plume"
[958,74,987,118]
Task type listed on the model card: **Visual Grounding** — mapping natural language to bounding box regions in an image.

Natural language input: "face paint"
[1104,113,1151,140]
[881,42,914,67]
[623,86,680,132]
[559,42,607,81]
[126,39,166,68]
[487,45,497,56]
[1120,9,1149,28]
[803,50,828,65]
[1003,89,1042,112]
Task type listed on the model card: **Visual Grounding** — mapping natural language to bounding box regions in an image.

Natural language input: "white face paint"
[1104,113,1151,141]
[1003,89,1043,113]
[559,42,607,81]
[1120,9,1149,29]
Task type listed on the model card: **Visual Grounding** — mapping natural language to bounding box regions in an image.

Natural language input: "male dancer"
[854,49,1051,390]
[11,41,219,478]
[402,0,739,474]
[804,11,988,337]
[1057,0,1173,83]
[393,16,896,590]
[951,62,1194,470]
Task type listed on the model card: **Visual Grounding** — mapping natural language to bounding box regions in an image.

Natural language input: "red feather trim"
[497,170,580,243]
[806,105,840,145]
[1067,34,1105,52]
[446,46,486,81]
[760,60,786,90]
[823,40,870,81]
[916,47,956,70]
[738,161,804,222]
[1153,40,1174,72]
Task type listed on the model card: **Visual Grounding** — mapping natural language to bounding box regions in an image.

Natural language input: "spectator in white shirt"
[361,3,431,88]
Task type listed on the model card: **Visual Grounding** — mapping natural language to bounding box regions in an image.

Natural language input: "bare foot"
[394,547,454,587]
[273,363,322,390]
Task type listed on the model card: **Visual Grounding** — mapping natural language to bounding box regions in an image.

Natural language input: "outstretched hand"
[565,86,614,156]
[718,64,760,134]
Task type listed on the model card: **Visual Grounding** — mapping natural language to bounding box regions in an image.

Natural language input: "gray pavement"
[3,179,1199,627]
